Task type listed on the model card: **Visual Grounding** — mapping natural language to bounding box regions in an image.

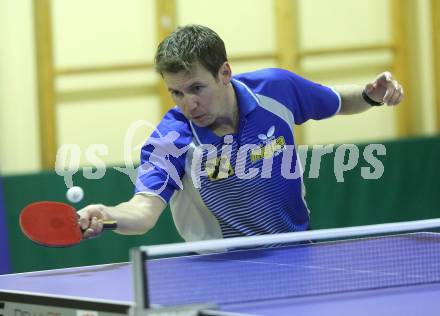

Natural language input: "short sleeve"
[135,108,193,203]
[281,70,341,124]
[235,68,341,125]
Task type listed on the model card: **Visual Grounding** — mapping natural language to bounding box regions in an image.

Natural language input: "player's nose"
[181,95,198,113]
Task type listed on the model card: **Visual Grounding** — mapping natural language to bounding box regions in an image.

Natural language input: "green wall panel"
[3,136,440,272]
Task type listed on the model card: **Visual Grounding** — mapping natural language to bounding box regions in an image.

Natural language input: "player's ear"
[218,62,232,85]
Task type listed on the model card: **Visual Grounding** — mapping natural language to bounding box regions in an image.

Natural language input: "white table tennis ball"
[66,186,84,203]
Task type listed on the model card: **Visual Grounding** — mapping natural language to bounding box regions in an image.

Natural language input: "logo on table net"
[251,125,286,163]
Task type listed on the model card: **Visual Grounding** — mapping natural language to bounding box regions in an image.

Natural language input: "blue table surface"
[1,233,440,315]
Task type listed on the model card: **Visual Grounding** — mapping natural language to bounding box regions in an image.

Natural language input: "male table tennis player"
[78,25,403,242]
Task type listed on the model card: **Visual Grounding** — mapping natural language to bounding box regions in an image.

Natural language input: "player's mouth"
[192,114,207,123]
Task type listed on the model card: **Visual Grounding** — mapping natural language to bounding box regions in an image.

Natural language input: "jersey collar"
[190,78,260,144]
[231,78,259,117]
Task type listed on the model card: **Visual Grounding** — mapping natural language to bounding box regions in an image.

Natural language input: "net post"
[130,247,149,315]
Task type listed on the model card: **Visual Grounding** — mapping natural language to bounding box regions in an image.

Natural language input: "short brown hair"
[154,25,228,78]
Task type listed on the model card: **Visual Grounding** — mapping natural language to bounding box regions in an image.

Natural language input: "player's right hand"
[77,204,111,239]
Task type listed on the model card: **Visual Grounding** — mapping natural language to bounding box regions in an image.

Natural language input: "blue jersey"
[135,68,341,242]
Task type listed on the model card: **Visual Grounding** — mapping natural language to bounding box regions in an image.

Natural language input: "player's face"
[163,62,232,128]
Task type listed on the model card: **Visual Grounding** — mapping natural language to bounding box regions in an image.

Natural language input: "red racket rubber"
[19,201,117,247]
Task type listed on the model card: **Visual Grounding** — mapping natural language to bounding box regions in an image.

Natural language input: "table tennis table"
[1,232,440,316]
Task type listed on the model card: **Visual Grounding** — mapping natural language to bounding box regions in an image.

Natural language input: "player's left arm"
[334,72,404,115]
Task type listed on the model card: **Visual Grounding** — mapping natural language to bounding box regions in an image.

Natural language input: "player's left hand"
[364,72,404,106]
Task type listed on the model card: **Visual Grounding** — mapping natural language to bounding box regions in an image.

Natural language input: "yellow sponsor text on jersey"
[205,156,235,181]
[250,136,286,163]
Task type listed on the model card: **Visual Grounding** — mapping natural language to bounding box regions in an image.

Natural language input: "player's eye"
[191,85,204,94]
[171,90,183,98]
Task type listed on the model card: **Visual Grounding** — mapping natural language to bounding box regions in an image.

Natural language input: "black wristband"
[362,90,384,106]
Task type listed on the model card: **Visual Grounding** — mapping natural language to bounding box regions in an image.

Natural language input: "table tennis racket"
[19,201,117,247]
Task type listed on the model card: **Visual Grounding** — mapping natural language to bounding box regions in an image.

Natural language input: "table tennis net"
[145,232,440,307]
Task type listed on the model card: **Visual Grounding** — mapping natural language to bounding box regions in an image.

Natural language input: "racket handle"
[103,221,118,230]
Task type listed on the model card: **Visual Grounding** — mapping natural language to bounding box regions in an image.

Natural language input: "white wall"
[53,0,162,167]
[0,0,40,174]
[0,0,437,174]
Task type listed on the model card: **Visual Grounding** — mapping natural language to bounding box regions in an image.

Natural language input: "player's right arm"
[77,193,166,239]
[78,108,190,239]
